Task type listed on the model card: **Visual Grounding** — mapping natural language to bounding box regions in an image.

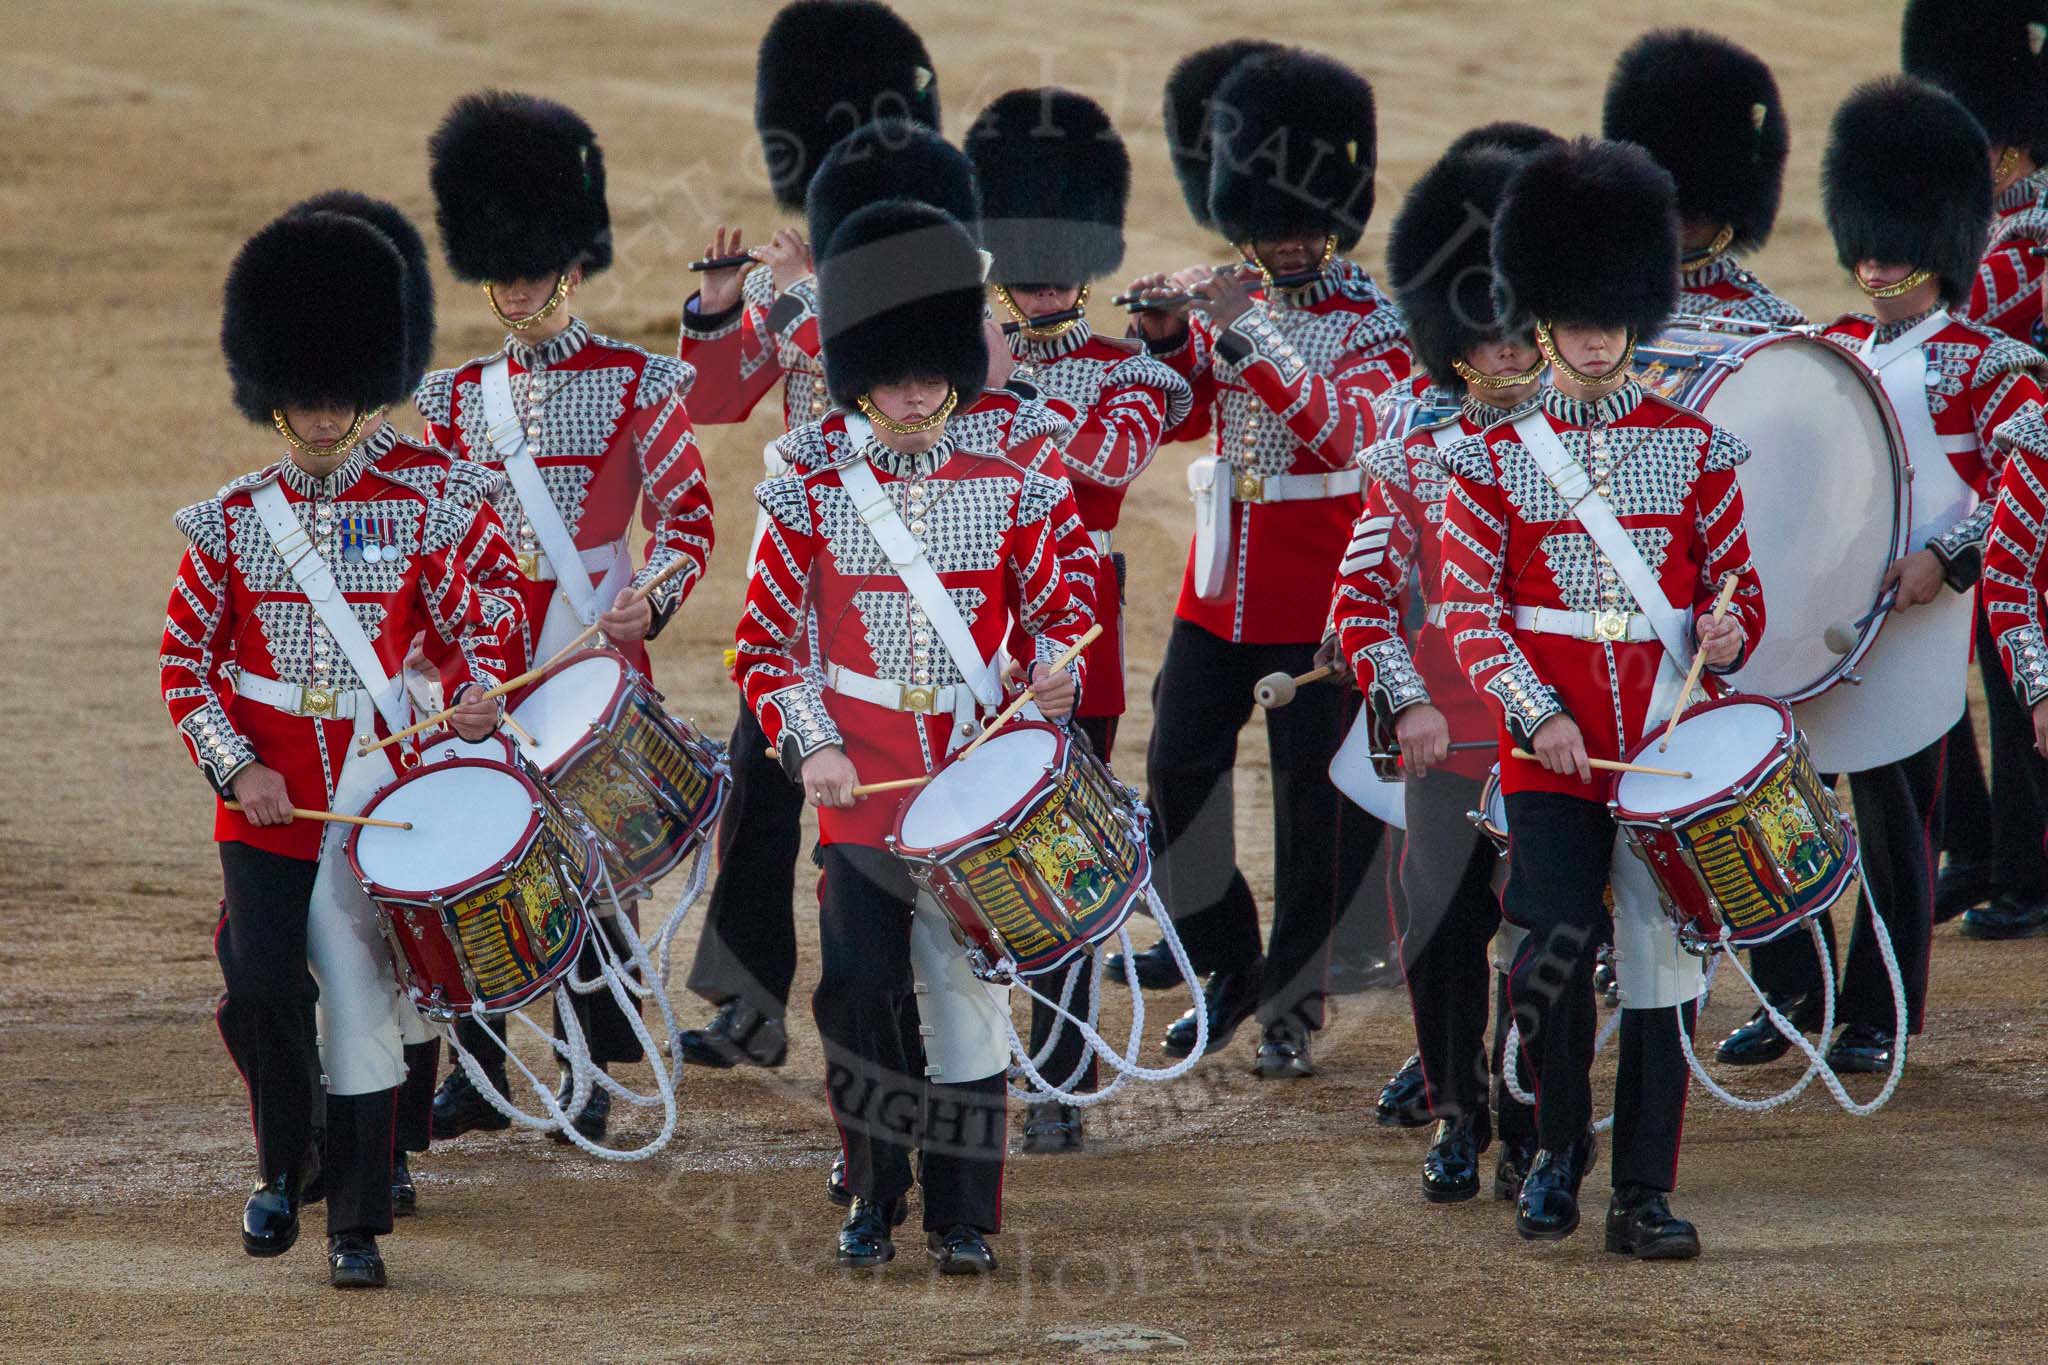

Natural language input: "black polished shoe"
[1959,890,2048,940]
[675,999,790,1068]
[429,1066,510,1140]
[1594,953,1620,1008]
[827,1152,851,1207]
[1604,1184,1701,1260]
[1375,1055,1431,1128]
[1021,1102,1085,1154]
[1104,938,1183,990]
[1493,1137,1538,1202]
[241,1174,302,1258]
[1713,993,1823,1067]
[1421,1116,1483,1204]
[927,1225,998,1275]
[391,1153,417,1218]
[1515,1131,1595,1241]
[1251,1016,1316,1079]
[1825,1023,1900,1075]
[836,1197,905,1268]
[1934,860,1995,924]
[327,1232,387,1289]
[1162,962,1261,1059]
[547,1074,611,1145]
[1326,951,1403,995]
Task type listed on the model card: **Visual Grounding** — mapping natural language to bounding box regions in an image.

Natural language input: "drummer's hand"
[696,225,752,314]
[448,683,503,742]
[1394,704,1451,778]
[599,588,653,645]
[1192,267,1254,327]
[1028,661,1077,721]
[761,227,812,296]
[1530,714,1592,784]
[801,747,859,808]
[1881,549,1946,610]
[2035,700,2048,759]
[1125,272,1189,341]
[1696,614,1746,670]
[230,763,293,826]
[1312,632,1343,673]
[984,318,1018,389]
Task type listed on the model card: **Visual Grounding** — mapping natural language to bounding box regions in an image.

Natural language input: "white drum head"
[418,731,516,766]
[509,654,625,769]
[898,727,1060,850]
[1701,338,1904,701]
[1485,778,1507,834]
[357,762,535,891]
[1614,701,1784,816]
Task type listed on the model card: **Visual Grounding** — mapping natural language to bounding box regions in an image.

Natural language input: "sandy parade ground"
[4,0,2047,1359]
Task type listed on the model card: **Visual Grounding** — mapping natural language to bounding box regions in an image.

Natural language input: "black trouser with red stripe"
[215,841,393,1235]
[684,706,805,1019]
[816,845,1005,1233]
[1499,794,1691,1193]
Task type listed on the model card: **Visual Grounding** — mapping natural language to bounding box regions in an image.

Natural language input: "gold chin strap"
[484,274,572,330]
[1452,354,1548,391]
[272,406,382,459]
[994,283,1089,340]
[1679,224,1736,274]
[1246,234,1337,291]
[1856,267,1936,300]
[1534,321,1635,394]
[857,386,959,436]
[1994,145,2024,192]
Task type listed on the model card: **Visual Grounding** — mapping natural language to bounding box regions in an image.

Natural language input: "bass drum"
[1633,318,1910,707]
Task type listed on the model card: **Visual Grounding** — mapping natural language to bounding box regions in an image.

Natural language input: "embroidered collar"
[1012,320,1094,364]
[1995,167,2048,217]
[1462,392,1534,428]
[1871,307,1942,346]
[509,317,591,368]
[1680,252,1745,293]
[1541,380,1642,428]
[862,434,955,480]
[1263,259,1353,312]
[276,424,393,498]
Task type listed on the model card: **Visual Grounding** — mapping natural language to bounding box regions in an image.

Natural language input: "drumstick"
[850,775,933,797]
[1508,751,1692,780]
[1254,662,1346,709]
[359,555,694,755]
[225,802,412,830]
[1659,574,1740,752]
[957,624,1104,762]
[502,714,537,748]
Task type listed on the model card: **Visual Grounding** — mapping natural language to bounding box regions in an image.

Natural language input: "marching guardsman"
[734,199,1094,1274]
[1602,28,1805,327]
[1116,44,1413,1078]
[1791,79,2048,1073]
[415,90,716,1141]
[1904,0,2048,944]
[1441,138,1768,1257]
[1330,132,1556,1205]
[161,207,517,1288]
[966,85,1193,1153]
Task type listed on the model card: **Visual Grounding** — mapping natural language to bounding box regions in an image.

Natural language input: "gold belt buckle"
[900,684,936,714]
[1594,611,1630,643]
[517,550,542,579]
[301,686,337,718]
[1235,472,1266,503]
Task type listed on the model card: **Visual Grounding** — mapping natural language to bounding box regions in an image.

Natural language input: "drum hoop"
[889,719,1072,859]
[346,756,550,904]
[1611,694,1795,823]
[510,644,637,761]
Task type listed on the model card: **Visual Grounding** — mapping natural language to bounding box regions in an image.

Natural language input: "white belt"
[1229,467,1364,504]
[1423,602,1447,627]
[1512,605,1659,643]
[234,669,376,721]
[826,663,969,716]
[521,541,622,584]
[1089,530,1113,555]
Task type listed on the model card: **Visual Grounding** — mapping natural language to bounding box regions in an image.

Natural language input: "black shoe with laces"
[1516,1130,1595,1241]
[1376,1055,1431,1128]
[1104,939,1183,990]
[327,1232,387,1289]
[1713,993,1823,1067]
[547,1073,611,1144]
[836,1196,906,1268]
[1959,890,2048,940]
[391,1153,417,1217]
[1021,1102,1085,1153]
[926,1225,997,1275]
[1162,962,1261,1059]
[675,999,790,1068]
[429,1066,511,1140]
[1251,1016,1316,1079]
[241,1174,302,1258]
[1604,1184,1701,1260]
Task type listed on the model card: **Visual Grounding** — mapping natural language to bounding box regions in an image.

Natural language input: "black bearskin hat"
[1903,0,2048,159]
[966,88,1129,285]
[1445,121,1563,160]
[1208,48,1376,252]
[818,199,988,408]
[755,0,940,211]
[286,190,435,392]
[1603,29,1789,252]
[428,90,611,283]
[1822,76,1992,309]
[1163,39,1282,227]
[806,119,980,261]
[1492,137,1680,335]
[222,212,412,423]
[1389,145,1529,392]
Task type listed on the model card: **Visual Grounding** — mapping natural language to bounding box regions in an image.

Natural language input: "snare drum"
[349,758,598,1018]
[1610,695,1856,952]
[416,729,518,767]
[1469,766,1509,855]
[890,722,1152,979]
[508,648,728,894]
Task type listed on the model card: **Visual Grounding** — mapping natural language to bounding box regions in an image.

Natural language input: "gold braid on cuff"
[485,274,572,330]
[857,386,959,435]
[1534,321,1635,393]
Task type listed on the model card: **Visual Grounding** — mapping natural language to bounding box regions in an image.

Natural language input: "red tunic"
[416,318,716,677]
[734,414,1095,848]
[1984,403,2048,705]
[160,426,519,859]
[677,266,828,429]
[1009,324,1192,717]
[1967,169,2048,346]
[1439,382,1767,800]
[1329,390,1532,782]
[1154,261,1413,644]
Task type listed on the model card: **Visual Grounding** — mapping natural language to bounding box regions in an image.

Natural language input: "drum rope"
[1007,935,1139,1106]
[1675,918,1835,1113]
[1012,955,1106,1096]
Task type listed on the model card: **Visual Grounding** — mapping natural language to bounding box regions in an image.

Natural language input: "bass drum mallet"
[1254,661,1346,709]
